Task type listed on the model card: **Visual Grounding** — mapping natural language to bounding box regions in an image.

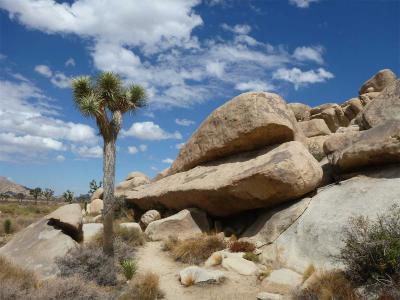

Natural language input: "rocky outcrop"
[87,198,103,215]
[170,92,303,174]
[311,104,350,132]
[288,103,311,121]
[140,210,161,227]
[298,119,331,138]
[0,204,82,279]
[125,142,323,216]
[144,209,209,241]
[260,165,400,273]
[305,135,330,161]
[359,69,397,95]
[324,120,400,172]
[116,172,151,194]
[358,79,400,129]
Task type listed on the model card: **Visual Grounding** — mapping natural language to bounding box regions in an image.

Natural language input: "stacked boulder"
[122,92,323,217]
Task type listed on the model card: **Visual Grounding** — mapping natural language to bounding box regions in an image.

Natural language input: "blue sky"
[0,0,399,195]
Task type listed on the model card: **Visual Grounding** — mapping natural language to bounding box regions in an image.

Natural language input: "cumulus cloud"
[56,155,66,162]
[1,0,333,108]
[0,76,98,161]
[162,158,174,164]
[65,58,75,67]
[289,0,319,8]
[175,118,195,126]
[122,122,182,140]
[128,146,138,154]
[235,80,275,91]
[273,67,334,89]
[34,64,72,89]
[139,144,148,152]
[293,46,324,64]
[71,145,102,158]
[34,64,52,77]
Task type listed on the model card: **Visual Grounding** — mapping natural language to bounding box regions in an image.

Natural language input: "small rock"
[140,210,161,227]
[261,268,303,295]
[119,222,142,232]
[257,292,283,300]
[179,266,225,286]
[205,251,223,267]
[222,256,258,276]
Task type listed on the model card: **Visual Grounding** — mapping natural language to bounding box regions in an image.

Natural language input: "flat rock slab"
[0,204,82,279]
[261,165,400,273]
[170,92,302,174]
[221,256,258,276]
[125,142,322,217]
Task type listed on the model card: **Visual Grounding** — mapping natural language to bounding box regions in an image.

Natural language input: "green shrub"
[4,219,12,234]
[338,204,400,292]
[243,252,259,263]
[121,259,137,280]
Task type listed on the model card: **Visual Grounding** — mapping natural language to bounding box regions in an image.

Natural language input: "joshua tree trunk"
[102,137,117,256]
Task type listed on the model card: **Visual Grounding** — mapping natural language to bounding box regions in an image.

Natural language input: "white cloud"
[293,46,324,64]
[175,118,195,126]
[162,158,174,164]
[176,143,185,149]
[139,144,148,152]
[50,72,72,88]
[221,23,251,35]
[65,58,75,67]
[56,155,66,161]
[71,145,102,158]
[151,166,158,171]
[0,77,98,161]
[34,64,52,77]
[273,67,334,89]
[122,122,182,140]
[235,80,275,91]
[289,0,319,8]
[205,61,225,78]
[128,146,138,154]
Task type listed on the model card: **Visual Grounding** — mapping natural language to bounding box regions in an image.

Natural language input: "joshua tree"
[30,188,42,205]
[16,193,24,203]
[72,72,147,256]
[89,179,102,195]
[43,188,54,203]
[62,190,74,203]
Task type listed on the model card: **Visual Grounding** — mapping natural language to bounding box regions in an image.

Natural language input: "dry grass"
[116,226,146,247]
[293,270,361,300]
[0,255,38,290]
[229,240,255,253]
[302,264,316,283]
[131,271,164,300]
[165,234,226,265]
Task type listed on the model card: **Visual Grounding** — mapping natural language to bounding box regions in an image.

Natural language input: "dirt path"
[135,241,263,300]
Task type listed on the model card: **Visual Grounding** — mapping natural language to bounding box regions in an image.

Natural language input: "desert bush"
[167,234,226,264]
[31,276,112,300]
[116,226,146,247]
[130,271,164,300]
[0,256,37,290]
[292,270,360,300]
[4,218,12,234]
[243,252,259,263]
[338,204,400,291]
[56,244,117,286]
[229,240,255,253]
[121,259,137,280]
[161,235,178,252]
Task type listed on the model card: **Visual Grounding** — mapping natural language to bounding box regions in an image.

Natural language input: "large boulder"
[0,204,82,279]
[260,165,400,273]
[359,69,397,95]
[241,197,312,247]
[358,80,400,129]
[341,98,363,121]
[298,119,331,138]
[87,198,103,215]
[125,142,323,216]
[116,172,150,194]
[311,104,350,132]
[90,187,103,201]
[170,92,303,174]
[140,210,161,227]
[305,135,330,161]
[324,120,400,172]
[288,103,311,121]
[144,209,209,241]
[82,223,103,243]
[125,171,149,181]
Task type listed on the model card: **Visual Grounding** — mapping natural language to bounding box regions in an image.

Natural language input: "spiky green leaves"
[127,85,147,108]
[78,92,102,117]
[97,72,123,107]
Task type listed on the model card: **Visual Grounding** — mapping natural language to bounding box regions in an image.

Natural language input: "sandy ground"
[136,241,263,300]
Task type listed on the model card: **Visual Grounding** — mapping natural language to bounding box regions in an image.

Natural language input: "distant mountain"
[0,176,30,195]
